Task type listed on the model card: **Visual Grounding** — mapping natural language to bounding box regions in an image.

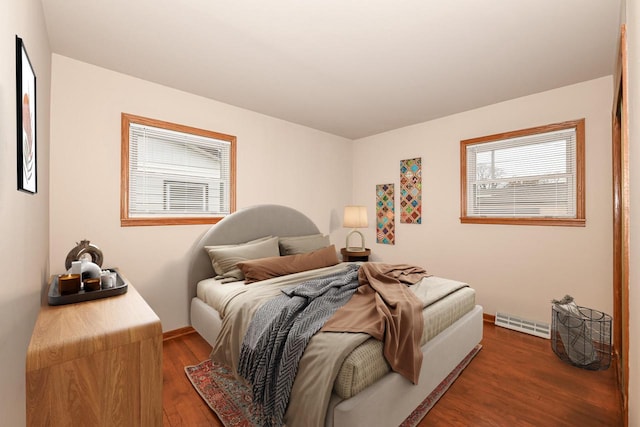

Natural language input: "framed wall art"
[16,36,37,194]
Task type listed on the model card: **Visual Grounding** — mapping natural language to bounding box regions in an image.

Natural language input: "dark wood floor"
[162,323,622,426]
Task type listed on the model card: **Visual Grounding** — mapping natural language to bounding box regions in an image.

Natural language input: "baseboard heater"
[495,312,550,339]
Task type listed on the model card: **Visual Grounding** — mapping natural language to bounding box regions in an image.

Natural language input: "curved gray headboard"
[187,204,321,299]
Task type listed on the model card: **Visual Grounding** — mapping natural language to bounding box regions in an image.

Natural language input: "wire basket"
[551,305,611,371]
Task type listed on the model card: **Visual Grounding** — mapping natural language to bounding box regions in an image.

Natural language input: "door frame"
[612,23,629,426]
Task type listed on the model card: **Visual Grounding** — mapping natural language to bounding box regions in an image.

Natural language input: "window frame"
[459,119,585,227]
[121,113,236,226]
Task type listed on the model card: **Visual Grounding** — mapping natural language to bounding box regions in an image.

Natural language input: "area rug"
[185,344,482,427]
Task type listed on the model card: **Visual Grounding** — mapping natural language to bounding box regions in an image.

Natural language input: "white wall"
[49,55,352,331]
[353,77,613,324]
[0,0,51,425]
[624,0,638,423]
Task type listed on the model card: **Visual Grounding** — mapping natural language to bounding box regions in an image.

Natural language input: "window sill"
[121,217,225,227]
[459,217,586,227]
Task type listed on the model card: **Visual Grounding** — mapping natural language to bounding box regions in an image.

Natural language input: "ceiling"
[41,0,622,139]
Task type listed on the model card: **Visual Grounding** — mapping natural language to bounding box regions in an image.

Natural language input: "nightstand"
[341,247,371,262]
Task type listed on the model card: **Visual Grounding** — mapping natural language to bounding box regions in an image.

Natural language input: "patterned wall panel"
[400,157,422,224]
[376,183,395,245]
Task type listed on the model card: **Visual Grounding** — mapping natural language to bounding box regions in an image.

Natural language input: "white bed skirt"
[190,297,483,427]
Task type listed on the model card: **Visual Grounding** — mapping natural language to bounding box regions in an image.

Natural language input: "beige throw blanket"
[322,263,429,384]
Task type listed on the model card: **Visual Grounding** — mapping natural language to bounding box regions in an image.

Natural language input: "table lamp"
[343,205,368,251]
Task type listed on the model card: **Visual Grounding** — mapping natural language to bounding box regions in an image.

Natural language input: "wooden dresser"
[26,271,162,426]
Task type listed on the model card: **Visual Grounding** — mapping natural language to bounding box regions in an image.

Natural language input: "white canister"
[71,260,82,276]
[100,270,116,289]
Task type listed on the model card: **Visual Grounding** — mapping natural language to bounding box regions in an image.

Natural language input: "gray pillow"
[279,234,331,255]
[205,236,279,280]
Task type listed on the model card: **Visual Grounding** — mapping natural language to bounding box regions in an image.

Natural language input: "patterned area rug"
[185,344,482,427]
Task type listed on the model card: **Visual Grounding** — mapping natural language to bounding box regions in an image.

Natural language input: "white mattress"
[334,285,475,398]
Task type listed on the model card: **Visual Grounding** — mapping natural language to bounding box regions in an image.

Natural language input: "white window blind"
[128,123,231,218]
[465,127,577,218]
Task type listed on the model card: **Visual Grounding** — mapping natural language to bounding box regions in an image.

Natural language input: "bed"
[188,204,483,427]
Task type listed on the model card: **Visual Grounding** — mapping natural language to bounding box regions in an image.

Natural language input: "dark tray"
[48,269,128,306]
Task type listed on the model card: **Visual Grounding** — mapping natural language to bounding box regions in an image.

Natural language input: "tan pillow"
[205,236,280,281]
[204,236,273,275]
[278,234,331,255]
[238,245,339,284]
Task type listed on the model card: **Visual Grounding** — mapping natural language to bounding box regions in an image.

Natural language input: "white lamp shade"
[343,206,368,228]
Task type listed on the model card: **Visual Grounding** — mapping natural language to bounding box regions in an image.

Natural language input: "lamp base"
[345,230,366,252]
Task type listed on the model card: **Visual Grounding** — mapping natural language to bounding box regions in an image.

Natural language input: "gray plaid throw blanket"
[238,263,361,427]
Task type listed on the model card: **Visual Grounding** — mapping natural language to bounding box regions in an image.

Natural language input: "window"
[460,119,585,226]
[121,113,236,226]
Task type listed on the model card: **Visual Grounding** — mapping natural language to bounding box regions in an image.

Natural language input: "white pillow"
[205,236,280,281]
[204,236,273,275]
[279,234,331,255]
